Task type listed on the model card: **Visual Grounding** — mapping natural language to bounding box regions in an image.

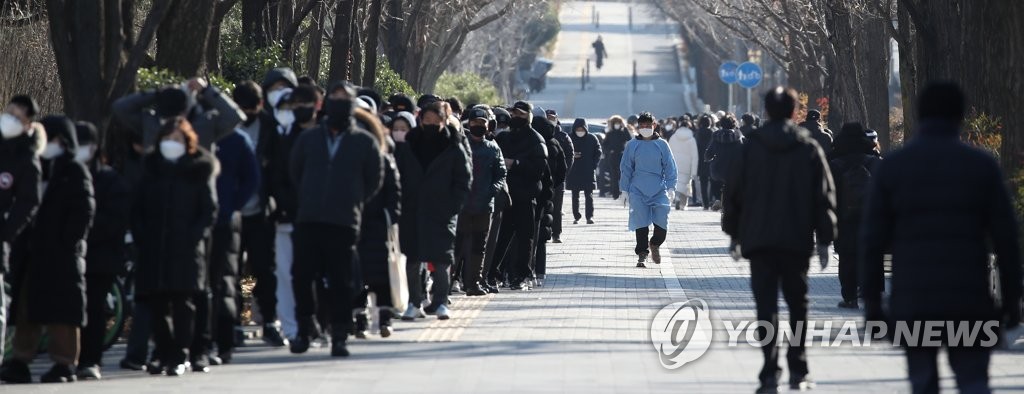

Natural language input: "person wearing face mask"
[529,111,563,286]
[71,122,131,381]
[619,112,677,268]
[1,115,95,384]
[389,111,415,143]
[131,117,217,377]
[288,82,385,356]
[0,96,43,368]
[228,81,290,348]
[112,77,244,150]
[492,106,512,137]
[544,110,573,244]
[566,118,602,226]
[601,115,632,199]
[453,107,506,296]
[491,101,547,291]
[265,85,321,346]
[395,100,471,320]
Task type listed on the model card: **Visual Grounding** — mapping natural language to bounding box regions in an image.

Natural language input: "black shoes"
[573,219,580,224]
[790,376,816,391]
[331,340,350,357]
[650,242,661,264]
[755,383,779,393]
[262,324,289,347]
[290,336,311,354]
[587,219,595,224]
[190,354,212,373]
[637,252,648,268]
[165,363,188,377]
[218,350,233,365]
[837,300,859,309]
[40,363,77,383]
[353,314,370,339]
[465,286,488,296]
[76,364,102,380]
[0,359,32,384]
[552,237,562,243]
[120,358,147,371]
[380,310,394,338]
[483,282,500,294]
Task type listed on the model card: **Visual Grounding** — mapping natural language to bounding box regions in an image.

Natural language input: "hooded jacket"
[668,126,699,195]
[722,119,836,258]
[706,128,745,182]
[0,123,42,273]
[566,118,602,191]
[112,86,245,150]
[799,120,834,156]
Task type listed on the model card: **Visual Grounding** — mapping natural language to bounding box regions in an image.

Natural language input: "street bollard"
[596,12,600,29]
[581,68,586,91]
[628,7,633,31]
[632,60,638,93]
[586,58,591,83]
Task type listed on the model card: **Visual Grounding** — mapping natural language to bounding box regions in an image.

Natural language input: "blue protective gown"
[619,137,678,231]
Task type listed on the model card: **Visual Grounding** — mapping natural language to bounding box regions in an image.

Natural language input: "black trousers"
[749,251,810,385]
[710,179,725,203]
[483,210,504,282]
[146,292,197,366]
[608,157,623,198]
[292,223,356,340]
[240,214,277,322]
[698,175,711,206]
[493,199,538,283]
[209,220,240,353]
[906,346,991,394]
[552,185,564,239]
[838,252,858,302]
[79,272,116,367]
[455,212,492,291]
[634,225,667,255]
[571,189,594,220]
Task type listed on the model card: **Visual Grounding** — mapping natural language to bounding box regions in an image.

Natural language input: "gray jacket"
[289,124,385,232]
[112,87,244,149]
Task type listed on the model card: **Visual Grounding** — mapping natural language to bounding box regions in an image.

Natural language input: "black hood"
[572,118,588,132]
[261,67,298,91]
[749,120,808,152]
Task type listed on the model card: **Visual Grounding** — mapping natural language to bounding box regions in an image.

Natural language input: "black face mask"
[325,98,354,130]
[294,107,315,124]
[469,125,487,137]
[509,117,528,128]
[423,124,442,134]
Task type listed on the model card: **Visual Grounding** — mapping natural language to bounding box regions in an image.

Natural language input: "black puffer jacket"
[722,120,836,258]
[706,128,744,182]
[495,123,547,202]
[695,126,714,177]
[861,121,1022,326]
[86,163,132,275]
[0,126,42,274]
[358,143,401,295]
[133,149,218,294]
[566,119,602,191]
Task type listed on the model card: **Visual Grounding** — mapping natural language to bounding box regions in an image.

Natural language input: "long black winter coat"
[397,125,472,264]
[86,163,132,275]
[828,153,881,256]
[695,126,714,177]
[0,128,41,274]
[358,146,401,293]
[18,155,95,326]
[495,124,547,203]
[722,120,836,258]
[567,130,602,191]
[553,130,575,175]
[133,149,218,295]
[706,128,744,182]
[861,121,1022,326]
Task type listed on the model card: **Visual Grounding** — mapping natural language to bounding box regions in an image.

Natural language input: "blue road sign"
[719,62,739,84]
[736,62,763,89]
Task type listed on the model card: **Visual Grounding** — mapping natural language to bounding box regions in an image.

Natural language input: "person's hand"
[186,77,208,93]
[729,240,741,261]
[817,243,831,270]
[666,188,676,203]
[622,193,630,207]
[504,158,515,168]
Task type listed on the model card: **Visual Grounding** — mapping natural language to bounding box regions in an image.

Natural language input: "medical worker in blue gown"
[620,112,677,268]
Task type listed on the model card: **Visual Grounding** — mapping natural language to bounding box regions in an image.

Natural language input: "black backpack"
[839,156,871,218]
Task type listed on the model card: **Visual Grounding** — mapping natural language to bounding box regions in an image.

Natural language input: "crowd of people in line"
[0,64,1019,394]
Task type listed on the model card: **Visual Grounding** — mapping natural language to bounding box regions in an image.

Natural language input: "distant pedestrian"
[694,114,714,210]
[668,117,699,211]
[704,113,745,212]
[567,118,602,224]
[592,35,608,69]
[602,115,631,199]
[722,87,836,393]
[799,109,833,156]
[620,112,677,268]
[860,82,1021,394]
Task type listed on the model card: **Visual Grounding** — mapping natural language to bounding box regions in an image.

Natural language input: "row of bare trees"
[655,0,1024,173]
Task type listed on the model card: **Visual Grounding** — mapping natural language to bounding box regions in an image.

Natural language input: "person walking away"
[567,118,602,224]
[0,95,42,375]
[722,87,836,393]
[74,122,130,381]
[456,106,506,296]
[592,35,608,70]
[546,109,573,243]
[231,80,289,348]
[799,109,833,157]
[354,116,402,338]
[668,117,699,211]
[288,82,384,356]
[131,117,217,377]
[602,115,632,199]
[694,114,714,210]
[492,101,548,291]
[740,113,757,137]
[861,83,1022,394]
[620,112,677,268]
[398,101,471,319]
[203,121,259,364]
[828,122,881,309]
[704,114,745,212]
[112,77,244,150]
[1,116,94,384]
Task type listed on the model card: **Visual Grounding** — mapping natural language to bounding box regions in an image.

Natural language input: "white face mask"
[614,124,623,131]
[1,113,25,139]
[267,88,292,108]
[75,144,95,163]
[638,128,655,138]
[391,130,408,142]
[274,109,295,128]
[575,131,586,137]
[41,141,65,159]
[665,125,675,131]
[160,140,186,161]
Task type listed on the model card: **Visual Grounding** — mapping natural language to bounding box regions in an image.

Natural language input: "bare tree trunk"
[350,0,364,84]
[205,0,239,74]
[362,0,383,87]
[156,0,215,76]
[242,0,271,47]
[328,0,354,82]
[306,0,326,81]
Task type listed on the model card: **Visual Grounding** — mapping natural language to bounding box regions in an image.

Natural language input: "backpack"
[839,156,871,218]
